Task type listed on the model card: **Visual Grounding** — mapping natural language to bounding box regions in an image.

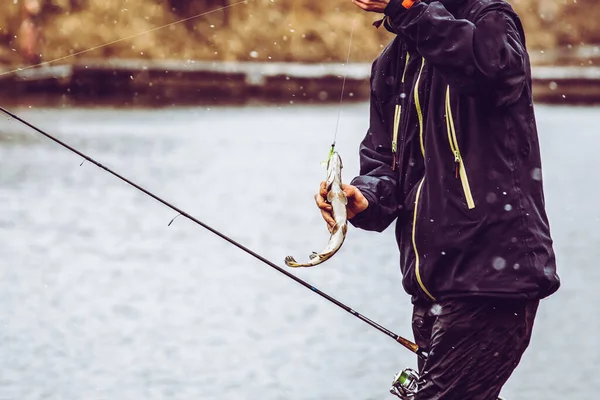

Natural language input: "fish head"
[326,151,343,180]
[325,151,343,188]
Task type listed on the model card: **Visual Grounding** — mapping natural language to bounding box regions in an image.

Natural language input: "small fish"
[285,151,348,267]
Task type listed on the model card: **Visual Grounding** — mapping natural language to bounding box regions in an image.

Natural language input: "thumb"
[341,184,357,197]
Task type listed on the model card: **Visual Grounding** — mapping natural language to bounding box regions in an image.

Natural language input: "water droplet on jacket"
[513,263,520,270]
[400,92,407,99]
[430,219,434,223]
[430,304,442,316]
[441,251,446,255]
[250,51,259,58]
[504,204,512,211]
[531,168,542,181]
[549,81,558,90]
[492,257,507,271]
[511,237,517,243]
[543,266,555,278]
[486,192,497,203]
[503,191,507,195]
[409,158,416,166]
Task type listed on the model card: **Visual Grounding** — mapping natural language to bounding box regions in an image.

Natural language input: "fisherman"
[18,0,43,65]
[315,0,560,398]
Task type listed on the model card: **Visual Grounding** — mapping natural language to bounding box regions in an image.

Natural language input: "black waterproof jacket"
[349,0,560,303]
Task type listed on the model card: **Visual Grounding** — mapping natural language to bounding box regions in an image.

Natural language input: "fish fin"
[327,190,347,205]
[329,223,339,235]
[327,190,335,203]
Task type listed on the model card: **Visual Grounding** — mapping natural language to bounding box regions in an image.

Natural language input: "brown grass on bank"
[0,0,394,67]
[0,0,598,68]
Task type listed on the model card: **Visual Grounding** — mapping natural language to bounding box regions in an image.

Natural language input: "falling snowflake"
[430,304,442,316]
[492,257,507,271]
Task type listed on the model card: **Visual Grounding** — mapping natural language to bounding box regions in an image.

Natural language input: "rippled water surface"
[1,103,598,400]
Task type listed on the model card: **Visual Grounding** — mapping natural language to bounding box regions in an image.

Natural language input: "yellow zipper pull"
[454,150,460,178]
[391,104,401,171]
[391,51,411,172]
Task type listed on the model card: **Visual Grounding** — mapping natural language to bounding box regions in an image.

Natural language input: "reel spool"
[389,368,419,399]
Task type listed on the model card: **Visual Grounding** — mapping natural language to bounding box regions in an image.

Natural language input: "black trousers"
[411,298,539,400]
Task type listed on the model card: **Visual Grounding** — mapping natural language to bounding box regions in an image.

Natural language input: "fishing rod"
[0,105,427,362]
[1,3,434,398]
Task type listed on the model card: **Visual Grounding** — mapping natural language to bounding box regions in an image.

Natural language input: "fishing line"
[0,104,427,360]
[0,0,249,78]
[330,19,356,154]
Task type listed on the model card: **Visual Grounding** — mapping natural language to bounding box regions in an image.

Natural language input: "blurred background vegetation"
[0,0,599,68]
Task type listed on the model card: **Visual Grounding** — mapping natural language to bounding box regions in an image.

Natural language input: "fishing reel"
[389,368,419,399]
[390,367,506,400]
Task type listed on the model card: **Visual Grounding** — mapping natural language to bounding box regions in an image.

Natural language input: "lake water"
[1,103,599,400]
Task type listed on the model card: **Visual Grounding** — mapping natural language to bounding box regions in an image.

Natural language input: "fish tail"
[284,253,327,268]
[284,255,316,268]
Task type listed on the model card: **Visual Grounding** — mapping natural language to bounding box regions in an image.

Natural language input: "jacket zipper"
[412,178,436,301]
[414,57,426,156]
[391,51,410,170]
[445,86,475,209]
[411,57,435,301]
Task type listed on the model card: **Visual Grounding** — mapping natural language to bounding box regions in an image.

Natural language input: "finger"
[352,0,369,10]
[320,209,335,228]
[319,181,328,197]
[314,193,332,211]
[320,207,335,224]
[341,184,355,198]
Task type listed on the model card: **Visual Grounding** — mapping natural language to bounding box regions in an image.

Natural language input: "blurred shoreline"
[1,57,600,108]
[2,1,600,107]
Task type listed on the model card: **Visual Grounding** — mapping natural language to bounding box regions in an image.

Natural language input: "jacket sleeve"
[384,0,527,103]
[348,67,401,233]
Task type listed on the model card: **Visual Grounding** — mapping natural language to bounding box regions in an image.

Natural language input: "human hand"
[352,0,391,13]
[314,181,369,232]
